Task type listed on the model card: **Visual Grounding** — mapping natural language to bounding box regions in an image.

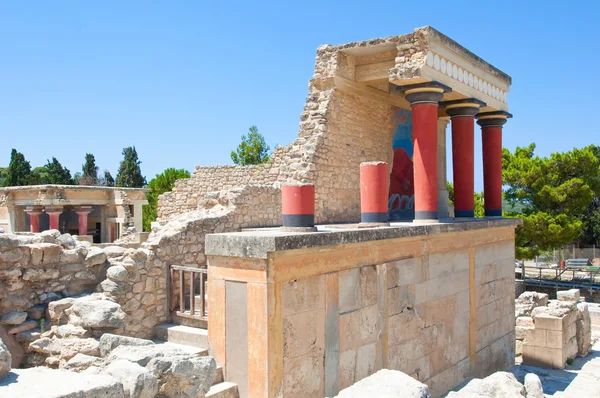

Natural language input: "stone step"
[151,340,209,357]
[171,313,208,329]
[206,382,239,398]
[214,366,224,385]
[154,323,209,349]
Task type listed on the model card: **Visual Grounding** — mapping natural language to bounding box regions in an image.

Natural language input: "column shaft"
[46,209,63,231]
[76,212,90,235]
[482,126,503,217]
[452,117,475,217]
[412,103,439,220]
[27,211,42,233]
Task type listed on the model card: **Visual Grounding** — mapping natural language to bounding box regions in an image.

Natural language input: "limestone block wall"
[205,220,520,398]
[516,289,592,369]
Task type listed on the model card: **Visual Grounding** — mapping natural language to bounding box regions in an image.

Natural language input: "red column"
[405,87,445,222]
[446,102,481,218]
[477,113,510,217]
[75,207,92,236]
[45,208,63,231]
[360,161,389,224]
[281,183,316,231]
[25,208,43,232]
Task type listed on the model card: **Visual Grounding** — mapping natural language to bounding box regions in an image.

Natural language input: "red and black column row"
[442,99,486,218]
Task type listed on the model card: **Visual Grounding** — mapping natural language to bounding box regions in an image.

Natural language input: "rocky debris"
[447,371,526,397]
[103,246,128,258]
[55,324,92,339]
[0,311,27,326]
[84,246,107,266]
[40,291,62,304]
[105,344,216,398]
[107,265,128,282]
[0,367,126,397]
[515,292,548,318]
[0,234,20,249]
[147,353,215,398]
[335,369,430,397]
[64,353,100,371]
[15,329,41,344]
[41,229,61,243]
[576,302,592,356]
[0,338,11,380]
[99,333,154,357]
[27,304,47,320]
[57,233,77,249]
[557,289,580,302]
[29,337,62,355]
[523,373,544,398]
[66,294,126,329]
[60,338,100,360]
[0,326,23,368]
[106,359,159,398]
[8,320,37,335]
[48,296,76,323]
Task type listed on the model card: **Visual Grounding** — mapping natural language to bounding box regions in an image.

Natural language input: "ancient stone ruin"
[3,25,580,398]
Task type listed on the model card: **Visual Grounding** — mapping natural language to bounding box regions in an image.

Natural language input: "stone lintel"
[205,219,522,259]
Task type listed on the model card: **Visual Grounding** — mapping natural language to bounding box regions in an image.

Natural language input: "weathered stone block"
[557,289,580,302]
[428,249,469,280]
[339,269,360,314]
[427,271,468,302]
[533,313,564,331]
[282,275,324,316]
[359,266,377,308]
[283,310,324,359]
[355,343,376,382]
[387,285,415,317]
[386,257,424,288]
[388,309,421,346]
[283,354,324,398]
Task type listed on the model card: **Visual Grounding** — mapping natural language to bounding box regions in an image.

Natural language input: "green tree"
[80,153,99,185]
[503,144,600,258]
[116,146,146,188]
[142,168,191,231]
[446,182,485,218]
[103,170,115,187]
[0,167,7,187]
[41,157,74,185]
[4,149,34,186]
[230,125,270,166]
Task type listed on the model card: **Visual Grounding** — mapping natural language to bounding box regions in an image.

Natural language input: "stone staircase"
[155,323,239,398]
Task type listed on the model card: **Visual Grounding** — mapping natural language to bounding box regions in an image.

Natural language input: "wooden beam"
[355,60,395,84]
[334,76,410,109]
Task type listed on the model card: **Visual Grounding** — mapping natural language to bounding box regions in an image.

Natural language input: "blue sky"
[1,1,598,190]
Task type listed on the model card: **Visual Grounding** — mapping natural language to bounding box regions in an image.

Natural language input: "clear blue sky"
[1,1,598,190]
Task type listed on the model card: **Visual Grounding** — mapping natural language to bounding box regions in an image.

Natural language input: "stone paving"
[511,339,600,397]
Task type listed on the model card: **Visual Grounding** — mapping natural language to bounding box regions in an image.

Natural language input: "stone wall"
[206,220,520,398]
[515,289,592,368]
[157,29,435,225]
[0,232,168,344]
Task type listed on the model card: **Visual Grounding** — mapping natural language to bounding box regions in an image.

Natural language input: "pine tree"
[4,149,33,186]
[116,147,146,188]
[103,171,115,187]
[80,153,99,185]
[230,126,270,165]
[42,157,74,185]
[142,168,190,231]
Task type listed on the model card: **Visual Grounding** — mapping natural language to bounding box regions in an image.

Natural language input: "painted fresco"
[388,107,415,220]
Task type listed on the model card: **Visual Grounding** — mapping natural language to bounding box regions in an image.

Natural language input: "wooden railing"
[168,265,207,321]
